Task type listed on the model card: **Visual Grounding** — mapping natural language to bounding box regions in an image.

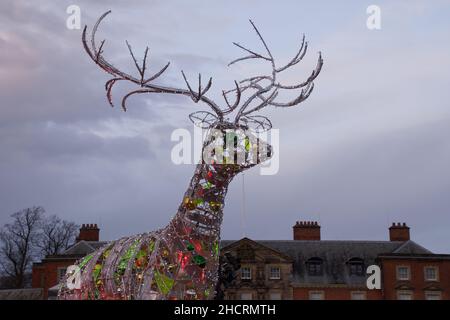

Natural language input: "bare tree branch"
[38,215,78,256]
[0,207,44,288]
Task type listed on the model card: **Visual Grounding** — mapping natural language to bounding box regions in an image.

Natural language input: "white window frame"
[424,266,438,281]
[397,290,413,300]
[396,265,410,281]
[240,292,253,300]
[307,258,324,276]
[57,267,68,282]
[241,267,252,280]
[269,292,282,300]
[424,291,441,300]
[348,258,365,276]
[269,266,281,280]
[350,291,367,300]
[309,290,325,300]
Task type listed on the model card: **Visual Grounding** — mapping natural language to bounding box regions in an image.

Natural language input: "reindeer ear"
[239,115,272,132]
[189,111,218,128]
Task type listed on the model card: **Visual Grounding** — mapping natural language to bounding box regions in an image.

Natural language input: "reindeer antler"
[82,10,226,119]
[83,12,323,129]
[225,20,323,124]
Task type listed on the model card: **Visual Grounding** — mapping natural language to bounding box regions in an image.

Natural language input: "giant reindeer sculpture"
[58,11,323,300]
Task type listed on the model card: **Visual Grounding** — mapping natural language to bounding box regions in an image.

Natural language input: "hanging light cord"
[241,173,247,237]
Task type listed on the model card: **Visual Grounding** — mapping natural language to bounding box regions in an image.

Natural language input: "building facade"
[379,254,450,300]
[220,221,450,300]
[32,221,450,300]
[219,238,293,300]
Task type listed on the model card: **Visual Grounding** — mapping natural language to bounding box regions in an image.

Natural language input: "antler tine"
[125,41,144,78]
[228,20,274,67]
[228,42,270,67]
[181,71,199,102]
[222,81,241,113]
[240,75,270,84]
[241,89,278,116]
[142,47,149,80]
[198,74,202,100]
[248,19,274,62]
[83,11,140,82]
[181,71,214,105]
[105,78,123,108]
[275,52,323,89]
[201,76,213,96]
[231,20,278,121]
[121,89,157,112]
[95,40,106,63]
[232,42,269,60]
[228,54,264,67]
[250,78,316,108]
[271,82,314,107]
[223,76,269,97]
[82,26,94,60]
[143,62,170,84]
[82,25,108,70]
[90,10,111,55]
[85,11,171,87]
[275,34,307,73]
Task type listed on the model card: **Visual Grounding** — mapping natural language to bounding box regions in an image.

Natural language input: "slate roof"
[221,239,433,287]
[33,241,110,264]
[0,288,43,300]
[62,240,109,256]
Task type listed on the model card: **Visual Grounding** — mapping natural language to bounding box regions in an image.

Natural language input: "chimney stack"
[293,221,321,240]
[389,222,410,242]
[76,223,100,242]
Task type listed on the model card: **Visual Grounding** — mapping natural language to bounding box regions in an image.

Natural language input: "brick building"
[221,221,450,300]
[32,224,107,299]
[220,238,293,300]
[379,253,450,300]
[32,221,450,300]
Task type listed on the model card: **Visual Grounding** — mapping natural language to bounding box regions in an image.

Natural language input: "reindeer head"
[83,11,323,170]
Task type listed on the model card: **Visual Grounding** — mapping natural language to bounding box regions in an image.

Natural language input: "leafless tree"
[38,215,78,256]
[0,207,44,288]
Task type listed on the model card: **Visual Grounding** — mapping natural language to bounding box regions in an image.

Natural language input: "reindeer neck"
[167,161,241,245]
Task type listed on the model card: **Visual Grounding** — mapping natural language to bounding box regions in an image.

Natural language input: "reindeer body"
[59,129,269,300]
[58,10,322,300]
[58,164,224,299]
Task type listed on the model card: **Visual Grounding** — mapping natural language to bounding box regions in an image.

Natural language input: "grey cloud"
[1,1,449,254]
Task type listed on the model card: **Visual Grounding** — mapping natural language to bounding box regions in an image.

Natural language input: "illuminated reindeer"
[58,11,323,300]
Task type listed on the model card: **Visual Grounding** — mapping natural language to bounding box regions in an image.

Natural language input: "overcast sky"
[1,1,449,253]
